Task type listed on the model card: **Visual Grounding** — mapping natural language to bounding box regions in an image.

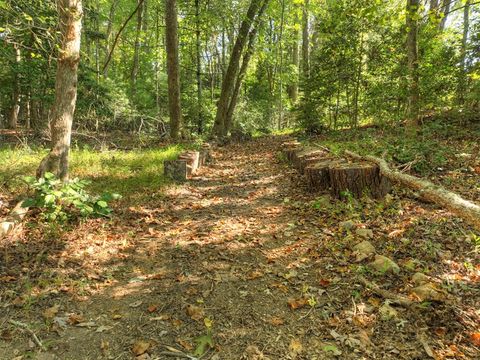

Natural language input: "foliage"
[22,173,121,222]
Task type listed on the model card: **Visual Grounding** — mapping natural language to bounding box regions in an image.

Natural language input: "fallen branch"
[357,276,415,308]
[9,319,46,351]
[345,150,480,230]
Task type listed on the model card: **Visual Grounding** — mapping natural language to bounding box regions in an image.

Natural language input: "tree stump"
[295,150,330,174]
[164,159,188,181]
[179,151,200,176]
[305,159,343,191]
[329,162,391,198]
[282,141,302,162]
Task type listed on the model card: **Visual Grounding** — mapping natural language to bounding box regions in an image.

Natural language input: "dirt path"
[1,137,479,359]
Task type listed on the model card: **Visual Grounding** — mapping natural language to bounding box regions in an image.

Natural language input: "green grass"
[0,145,184,204]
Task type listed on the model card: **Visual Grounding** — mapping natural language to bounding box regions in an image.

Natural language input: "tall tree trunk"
[195,0,203,134]
[212,0,263,137]
[37,0,83,181]
[165,0,182,140]
[287,7,300,104]
[103,0,119,77]
[277,0,286,130]
[406,0,419,131]
[131,0,146,91]
[302,0,310,97]
[8,44,21,129]
[225,0,269,133]
[439,0,451,31]
[458,0,470,105]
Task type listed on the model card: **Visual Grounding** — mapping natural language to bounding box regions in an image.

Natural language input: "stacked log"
[164,144,211,181]
[282,141,391,198]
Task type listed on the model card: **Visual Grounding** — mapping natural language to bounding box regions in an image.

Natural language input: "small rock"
[379,302,398,320]
[411,284,444,301]
[340,220,356,231]
[356,228,373,239]
[412,272,430,286]
[352,241,376,262]
[369,255,400,274]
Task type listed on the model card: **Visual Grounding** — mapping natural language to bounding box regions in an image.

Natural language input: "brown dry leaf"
[67,313,84,325]
[43,304,60,320]
[100,340,109,355]
[470,332,480,346]
[177,338,193,351]
[287,297,307,310]
[267,316,284,326]
[132,340,151,356]
[171,318,183,328]
[247,270,263,280]
[289,338,303,357]
[147,304,158,313]
[1,329,13,341]
[186,304,204,321]
[271,282,289,293]
[0,275,16,282]
[319,278,331,287]
[112,314,122,320]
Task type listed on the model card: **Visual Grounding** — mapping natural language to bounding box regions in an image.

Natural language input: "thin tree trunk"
[406,0,420,131]
[37,0,83,181]
[8,44,21,129]
[287,7,300,104]
[439,0,451,31]
[165,0,182,140]
[458,0,470,105]
[212,0,263,137]
[131,0,146,91]
[302,0,310,97]
[225,0,269,133]
[103,0,119,77]
[195,0,203,134]
[277,0,286,130]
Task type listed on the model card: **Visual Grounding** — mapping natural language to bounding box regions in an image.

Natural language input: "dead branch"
[345,150,480,230]
[9,319,46,351]
[357,276,415,308]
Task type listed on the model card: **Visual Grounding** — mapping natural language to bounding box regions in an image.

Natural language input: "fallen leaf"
[186,304,204,321]
[129,300,143,308]
[43,305,60,320]
[0,275,16,282]
[289,338,303,357]
[267,316,284,326]
[96,325,112,333]
[471,332,480,346]
[319,278,331,287]
[287,297,307,310]
[67,313,84,325]
[147,304,158,313]
[132,340,151,356]
[177,338,193,351]
[247,270,263,280]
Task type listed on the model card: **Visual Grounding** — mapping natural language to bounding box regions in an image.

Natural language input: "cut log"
[345,150,480,229]
[0,201,29,238]
[164,159,188,181]
[304,159,342,191]
[293,149,329,173]
[329,161,391,199]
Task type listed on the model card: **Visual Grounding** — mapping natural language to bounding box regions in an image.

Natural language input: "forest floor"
[1,134,480,359]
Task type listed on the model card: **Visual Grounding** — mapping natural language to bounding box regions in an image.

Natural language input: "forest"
[0,0,480,359]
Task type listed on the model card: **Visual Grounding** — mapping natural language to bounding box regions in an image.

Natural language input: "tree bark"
[130,0,146,91]
[458,0,470,105]
[287,7,300,104]
[225,0,269,133]
[165,0,182,140]
[37,0,83,181]
[345,150,480,230]
[406,0,420,131]
[439,0,451,31]
[103,0,119,77]
[195,0,203,134]
[8,44,21,129]
[211,0,263,137]
[301,0,310,94]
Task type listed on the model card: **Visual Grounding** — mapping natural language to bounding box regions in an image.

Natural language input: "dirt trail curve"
[1,136,479,359]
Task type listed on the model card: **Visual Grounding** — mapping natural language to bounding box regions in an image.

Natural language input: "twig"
[357,276,416,308]
[159,351,198,359]
[9,319,46,351]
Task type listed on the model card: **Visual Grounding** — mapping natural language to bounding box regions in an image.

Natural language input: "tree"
[406,0,419,130]
[212,0,265,137]
[37,0,83,180]
[165,0,182,140]
[458,0,470,105]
